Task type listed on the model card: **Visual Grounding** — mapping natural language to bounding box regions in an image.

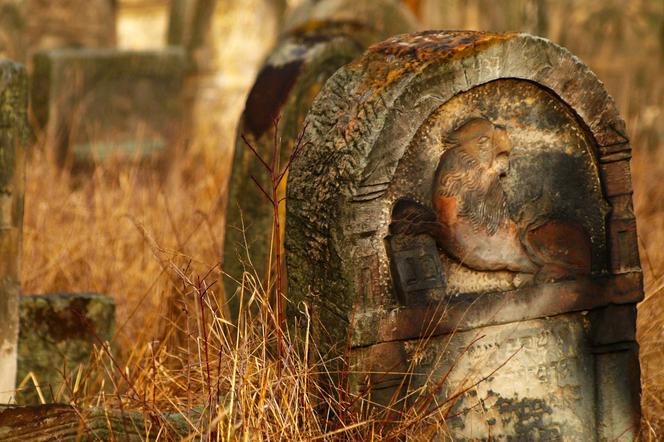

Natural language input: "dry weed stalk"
[239,115,307,362]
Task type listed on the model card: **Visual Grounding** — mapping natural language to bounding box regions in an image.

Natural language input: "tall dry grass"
[19,0,664,439]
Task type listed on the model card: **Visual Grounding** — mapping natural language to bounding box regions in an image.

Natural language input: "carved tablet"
[287,31,642,440]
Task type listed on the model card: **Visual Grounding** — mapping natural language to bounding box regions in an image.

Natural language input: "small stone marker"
[222,0,416,316]
[287,31,642,440]
[0,60,27,404]
[31,48,187,165]
[16,293,115,404]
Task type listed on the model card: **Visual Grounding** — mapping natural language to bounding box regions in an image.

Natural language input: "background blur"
[1,0,663,434]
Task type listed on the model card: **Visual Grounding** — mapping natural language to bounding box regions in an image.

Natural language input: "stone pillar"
[31,48,186,165]
[287,31,642,439]
[222,0,417,319]
[0,60,27,403]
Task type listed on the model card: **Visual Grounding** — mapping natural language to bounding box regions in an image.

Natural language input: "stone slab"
[31,48,187,165]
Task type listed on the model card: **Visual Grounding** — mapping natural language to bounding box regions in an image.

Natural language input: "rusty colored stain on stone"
[351,31,517,97]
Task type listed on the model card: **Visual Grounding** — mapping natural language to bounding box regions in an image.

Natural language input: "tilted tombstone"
[287,31,642,440]
[0,60,27,403]
[31,48,187,165]
[16,293,115,404]
[222,0,416,315]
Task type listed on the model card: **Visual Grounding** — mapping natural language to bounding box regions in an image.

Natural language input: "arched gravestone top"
[283,0,417,46]
[221,0,416,315]
[286,31,641,440]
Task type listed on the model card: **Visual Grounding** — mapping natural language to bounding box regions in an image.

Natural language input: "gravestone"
[0,0,116,65]
[287,31,642,440]
[16,293,115,404]
[222,0,417,316]
[0,60,27,404]
[31,48,187,165]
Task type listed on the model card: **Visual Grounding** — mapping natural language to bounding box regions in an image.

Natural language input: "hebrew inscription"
[352,312,595,439]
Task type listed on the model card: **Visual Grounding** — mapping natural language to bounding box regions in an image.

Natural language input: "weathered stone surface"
[287,31,642,439]
[16,293,115,404]
[31,48,187,165]
[222,0,416,317]
[0,404,190,441]
[0,60,27,404]
[0,0,116,65]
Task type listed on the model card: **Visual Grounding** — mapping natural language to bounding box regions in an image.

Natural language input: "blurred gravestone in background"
[16,293,115,404]
[221,0,417,319]
[0,60,27,404]
[0,0,116,66]
[31,48,186,165]
[287,31,642,439]
[115,0,285,152]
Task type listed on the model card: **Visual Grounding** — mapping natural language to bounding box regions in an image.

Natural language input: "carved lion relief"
[387,80,607,301]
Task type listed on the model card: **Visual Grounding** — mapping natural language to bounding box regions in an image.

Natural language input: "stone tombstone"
[0,60,27,404]
[287,31,642,440]
[16,293,115,404]
[31,48,187,165]
[222,0,417,316]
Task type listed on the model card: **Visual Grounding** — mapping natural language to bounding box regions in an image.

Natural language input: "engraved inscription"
[402,314,595,440]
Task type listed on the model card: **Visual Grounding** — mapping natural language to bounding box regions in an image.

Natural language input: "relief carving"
[390,117,593,296]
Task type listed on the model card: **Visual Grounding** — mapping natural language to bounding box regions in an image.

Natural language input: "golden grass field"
[18,0,664,439]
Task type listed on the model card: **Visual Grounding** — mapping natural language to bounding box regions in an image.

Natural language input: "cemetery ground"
[11,2,664,441]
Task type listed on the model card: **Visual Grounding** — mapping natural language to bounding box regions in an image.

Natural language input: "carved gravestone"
[0,60,27,404]
[16,293,115,404]
[31,48,186,165]
[287,32,642,440]
[222,0,416,315]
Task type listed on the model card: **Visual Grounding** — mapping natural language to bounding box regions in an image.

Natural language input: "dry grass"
[18,0,664,439]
